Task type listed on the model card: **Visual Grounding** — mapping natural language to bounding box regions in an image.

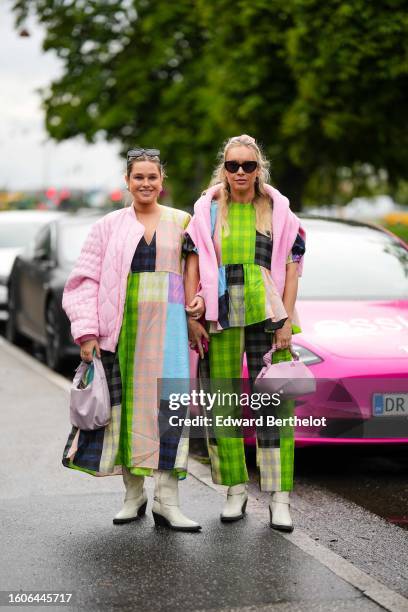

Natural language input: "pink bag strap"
[262,344,299,366]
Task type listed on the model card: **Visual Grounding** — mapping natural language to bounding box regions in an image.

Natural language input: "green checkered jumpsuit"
[186,201,305,492]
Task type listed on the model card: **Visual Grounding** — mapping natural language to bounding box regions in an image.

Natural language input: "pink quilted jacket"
[62,206,145,352]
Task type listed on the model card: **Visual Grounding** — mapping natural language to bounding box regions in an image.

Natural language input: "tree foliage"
[13,0,408,209]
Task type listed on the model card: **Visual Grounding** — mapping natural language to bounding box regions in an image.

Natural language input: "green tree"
[13,0,212,207]
[13,0,408,210]
[197,0,408,207]
[195,1,307,206]
[285,0,408,206]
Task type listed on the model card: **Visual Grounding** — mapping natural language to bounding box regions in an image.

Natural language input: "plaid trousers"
[200,322,295,492]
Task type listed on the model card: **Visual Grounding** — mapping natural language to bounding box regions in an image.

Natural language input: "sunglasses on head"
[224,160,258,174]
[127,148,161,161]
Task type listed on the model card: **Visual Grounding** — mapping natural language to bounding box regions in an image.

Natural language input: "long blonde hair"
[209,135,272,236]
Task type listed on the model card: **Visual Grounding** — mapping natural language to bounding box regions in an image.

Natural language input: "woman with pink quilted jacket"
[62,148,202,532]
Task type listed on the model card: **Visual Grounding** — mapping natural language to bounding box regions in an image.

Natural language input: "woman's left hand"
[185,296,205,320]
[275,319,292,350]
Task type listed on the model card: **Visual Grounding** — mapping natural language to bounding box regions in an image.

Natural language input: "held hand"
[275,319,292,351]
[187,318,209,360]
[185,296,205,320]
[80,338,101,362]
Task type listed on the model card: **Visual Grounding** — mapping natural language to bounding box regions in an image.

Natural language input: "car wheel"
[5,284,22,345]
[45,298,64,371]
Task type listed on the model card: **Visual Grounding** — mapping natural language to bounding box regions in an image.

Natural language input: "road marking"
[189,457,408,612]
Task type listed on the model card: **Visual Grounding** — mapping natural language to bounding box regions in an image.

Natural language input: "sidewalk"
[0,337,407,612]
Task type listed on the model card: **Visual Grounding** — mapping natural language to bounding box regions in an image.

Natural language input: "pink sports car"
[244,217,408,445]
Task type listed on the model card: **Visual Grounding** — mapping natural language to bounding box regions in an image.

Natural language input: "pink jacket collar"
[186,183,304,322]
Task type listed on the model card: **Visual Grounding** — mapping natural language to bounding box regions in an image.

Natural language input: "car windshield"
[0,221,49,248]
[298,221,408,300]
[58,221,96,265]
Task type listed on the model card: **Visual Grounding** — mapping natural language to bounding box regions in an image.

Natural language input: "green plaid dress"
[186,201,305,492]
[63,207,191,479]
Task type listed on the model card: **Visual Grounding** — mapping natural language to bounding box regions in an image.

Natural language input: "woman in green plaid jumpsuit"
[185,135,305,531]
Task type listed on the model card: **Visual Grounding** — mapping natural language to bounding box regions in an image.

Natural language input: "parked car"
[6,214,102,370]
[243,216,408,445]
[0,210,63,316]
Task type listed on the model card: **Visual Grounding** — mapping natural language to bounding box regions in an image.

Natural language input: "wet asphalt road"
[293,445,408,531]
[4,337,398,612]
[1,334,407,611]
[193,441,408,531]
[8,328,408,533]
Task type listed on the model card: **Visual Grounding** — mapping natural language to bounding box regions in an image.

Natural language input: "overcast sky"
[0,0,123,191]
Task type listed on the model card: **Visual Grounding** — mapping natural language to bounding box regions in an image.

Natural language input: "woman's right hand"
[187,319,210,360]
[185,296,206,320]
[80,338,101,362]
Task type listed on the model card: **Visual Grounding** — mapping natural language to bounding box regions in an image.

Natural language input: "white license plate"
[372,393,408,417]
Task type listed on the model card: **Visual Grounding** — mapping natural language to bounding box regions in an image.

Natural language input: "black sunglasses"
[224,160,258,174]
[127,148,161,161]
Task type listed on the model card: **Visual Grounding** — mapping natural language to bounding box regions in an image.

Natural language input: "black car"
[0,210,63,315]
[6,214,102,371]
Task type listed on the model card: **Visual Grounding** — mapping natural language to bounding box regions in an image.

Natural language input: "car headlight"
[291,344,323,365]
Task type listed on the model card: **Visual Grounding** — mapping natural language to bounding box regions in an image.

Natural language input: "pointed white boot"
[152,470,201,532]
[113,467,148,525]
[269,491,293,532]
[220,484,248,522]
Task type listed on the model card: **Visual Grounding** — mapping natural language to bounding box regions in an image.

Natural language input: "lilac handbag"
[255,345,316,399]
[70,357,111,430]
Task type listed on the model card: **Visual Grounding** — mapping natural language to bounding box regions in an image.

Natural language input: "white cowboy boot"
[152,470,201,532]
[220,484,248,522]
[269,491,293,532]
[113,466,148,525]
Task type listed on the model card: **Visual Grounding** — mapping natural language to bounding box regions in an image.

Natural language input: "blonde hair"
[209,134,272,236]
